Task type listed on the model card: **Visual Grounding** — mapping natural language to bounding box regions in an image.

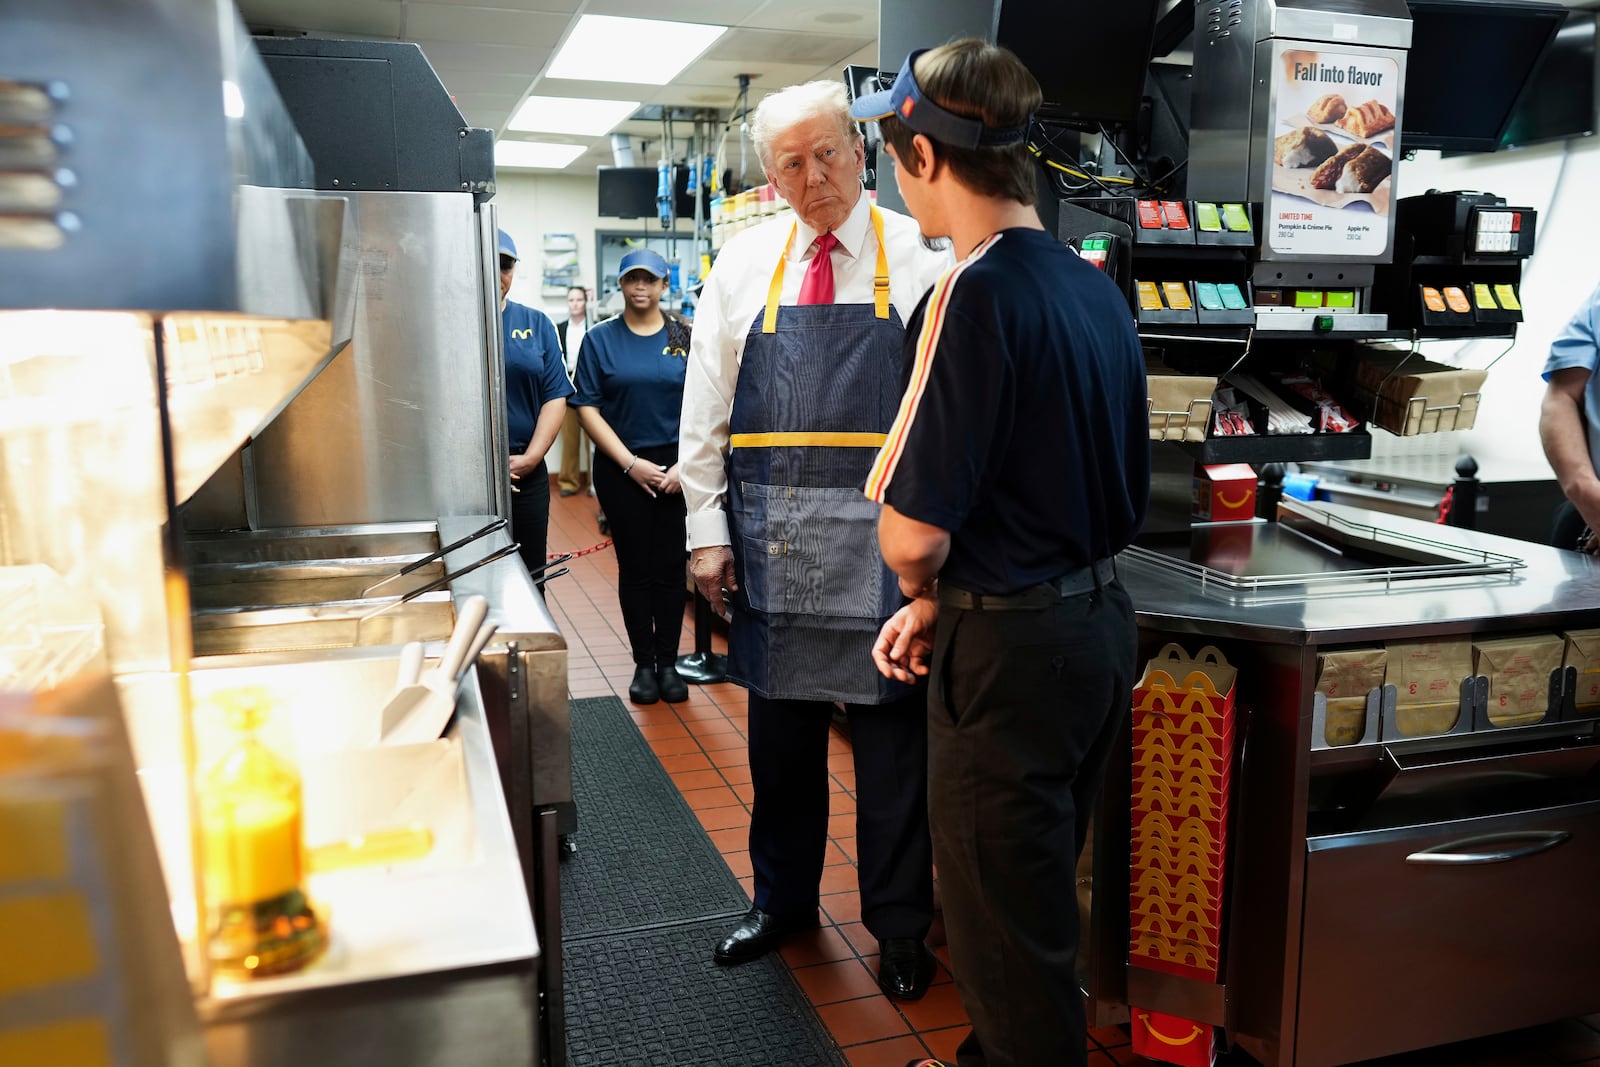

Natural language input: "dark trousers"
[748,689,933,940]
[592,444,687,668]
[509,460,550,587]
[931,577,1136,1067]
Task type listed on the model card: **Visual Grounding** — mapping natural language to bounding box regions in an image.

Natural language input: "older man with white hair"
[680,79,951,999]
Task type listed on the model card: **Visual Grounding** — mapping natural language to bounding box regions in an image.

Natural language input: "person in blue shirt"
[853,40,1149,1067]
[499,230,573,585]
[573,249,692,705]
[1541,281,1600,551]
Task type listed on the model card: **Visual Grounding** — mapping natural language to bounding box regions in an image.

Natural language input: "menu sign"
[1268,46,1400,258]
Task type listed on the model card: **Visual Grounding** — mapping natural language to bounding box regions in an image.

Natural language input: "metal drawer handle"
[1405,830,1571,866]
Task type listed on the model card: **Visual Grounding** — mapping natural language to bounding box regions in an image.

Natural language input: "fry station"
[1,1,570,1063]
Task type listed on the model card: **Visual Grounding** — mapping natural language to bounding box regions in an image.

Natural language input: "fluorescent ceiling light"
[508,96,640,136]
[495,141,588,170]
[546,15,727,85]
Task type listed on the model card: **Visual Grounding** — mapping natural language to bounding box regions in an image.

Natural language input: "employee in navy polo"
[572,249,693,706]
[499,229,573,585]
[854,41,1149,1067]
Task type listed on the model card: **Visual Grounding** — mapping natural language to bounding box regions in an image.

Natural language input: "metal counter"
[191,652,538,1066]
[1088,503,1600,1067]
[1120,501,1600,645]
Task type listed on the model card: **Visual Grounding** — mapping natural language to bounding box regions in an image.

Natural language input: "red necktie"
[797,232,838,306]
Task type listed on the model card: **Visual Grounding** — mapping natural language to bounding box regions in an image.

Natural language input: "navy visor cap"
[848,49,1030,149]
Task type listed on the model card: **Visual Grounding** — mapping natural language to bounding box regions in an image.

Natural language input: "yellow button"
[0,800,68,885]
[1473,283,1497,310]
[1162,282,1193,311]
[0,1019,110,1067]
[1136,281,1164,311]
[1495,283,1522,311]
[0,893,100,996]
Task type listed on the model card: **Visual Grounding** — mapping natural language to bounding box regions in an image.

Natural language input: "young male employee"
[852,40,1150,1067]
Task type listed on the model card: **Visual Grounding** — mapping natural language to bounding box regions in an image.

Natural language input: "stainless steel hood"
[0,0,355,504]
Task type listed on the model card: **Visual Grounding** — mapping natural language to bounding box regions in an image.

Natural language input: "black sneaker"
[628,665,659,705]
[657,664,689,703]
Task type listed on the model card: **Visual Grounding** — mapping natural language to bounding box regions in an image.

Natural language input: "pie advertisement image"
[1269,47,1400,257]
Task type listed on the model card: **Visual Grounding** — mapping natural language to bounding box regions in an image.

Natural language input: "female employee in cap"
[854,40,1148,1067]
[573,249,692,705]
[500,229,573,585]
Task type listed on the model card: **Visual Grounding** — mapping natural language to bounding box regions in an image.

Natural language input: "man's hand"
[873,598,939,683]
[690,545,738,618]
[1570,479,1600,549]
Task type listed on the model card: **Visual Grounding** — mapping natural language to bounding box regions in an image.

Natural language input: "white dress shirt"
[680,191,953,549]
[562,315,587,378]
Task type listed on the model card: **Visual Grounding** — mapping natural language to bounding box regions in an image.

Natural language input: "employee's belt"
[939,558,1116,611]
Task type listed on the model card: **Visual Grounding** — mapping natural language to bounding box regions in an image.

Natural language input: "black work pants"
[509,460,550,587]
[747,689,933,940]
[931,577,1136,1067]
[592,443,687,668]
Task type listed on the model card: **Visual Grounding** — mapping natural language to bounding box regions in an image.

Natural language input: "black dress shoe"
[628,665,659,705]
[712,906,819,965]
[657,664,689,703]
[877,938,937,1000]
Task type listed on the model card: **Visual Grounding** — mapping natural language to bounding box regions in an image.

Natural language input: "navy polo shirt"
[865,227,1150,596]
[503,300,573,452]
[571,317,689,451]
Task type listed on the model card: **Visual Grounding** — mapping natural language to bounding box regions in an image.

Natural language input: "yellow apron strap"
[870,205,890,320]
[761,209,891,331]
[762,222,797,334]
[730,431,888,449]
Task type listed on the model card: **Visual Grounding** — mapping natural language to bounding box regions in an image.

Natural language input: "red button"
[1511,213,1522,232]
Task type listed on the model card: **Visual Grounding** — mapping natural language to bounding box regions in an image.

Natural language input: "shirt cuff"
[686,510,731,550]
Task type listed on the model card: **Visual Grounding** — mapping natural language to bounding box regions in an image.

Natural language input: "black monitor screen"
[1501,12,1596,148]
[996,0,1163,128]
[597,165,708,220]
[597,166,656,219]
[1401,0,1567,153]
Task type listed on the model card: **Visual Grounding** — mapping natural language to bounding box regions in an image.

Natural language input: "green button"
[1294,291,1324,309]
[1222,203,1251,231]
[1316,315,1335,332]
[1084,238,1109,251]
[1324,290,1356,308]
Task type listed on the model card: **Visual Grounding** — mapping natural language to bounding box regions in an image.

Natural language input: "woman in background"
[573,249,691,705]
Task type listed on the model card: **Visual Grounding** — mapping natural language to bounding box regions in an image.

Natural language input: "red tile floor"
[544,480,1600,1067]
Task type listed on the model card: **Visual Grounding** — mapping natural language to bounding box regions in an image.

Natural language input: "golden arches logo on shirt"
[510,328,534,340]
[662,344,688,359]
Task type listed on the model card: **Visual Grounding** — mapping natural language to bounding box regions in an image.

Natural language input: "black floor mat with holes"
[563,918,846,1067]
[561,696,750,941]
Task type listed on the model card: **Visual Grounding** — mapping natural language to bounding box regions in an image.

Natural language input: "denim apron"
[726,206,910,705]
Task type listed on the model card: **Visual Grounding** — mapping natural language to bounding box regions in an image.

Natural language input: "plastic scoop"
[379,594,488,745]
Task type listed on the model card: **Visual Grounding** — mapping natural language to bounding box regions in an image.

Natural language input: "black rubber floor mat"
[563,696,750,941]
[564,918,846,1066]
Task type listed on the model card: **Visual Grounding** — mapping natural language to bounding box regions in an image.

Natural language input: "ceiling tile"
[239,0,404,37]
[741,0,876,34]
[410,38,549,74]
[409,0,581,9]
[704,27,872,65]
[402,5,570,47]
[432,69,538,96]
[448,91,525,114]
[583,0,766,25]
[684,58,845,89]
